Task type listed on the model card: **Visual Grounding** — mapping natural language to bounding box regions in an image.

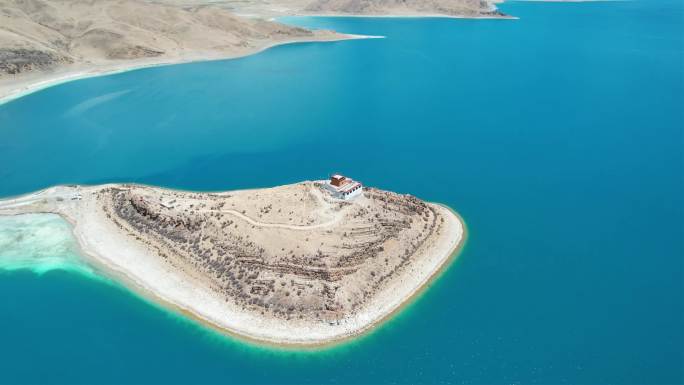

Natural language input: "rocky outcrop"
[0,48,72,75]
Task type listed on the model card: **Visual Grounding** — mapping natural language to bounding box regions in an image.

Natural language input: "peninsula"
[0,178,465,345]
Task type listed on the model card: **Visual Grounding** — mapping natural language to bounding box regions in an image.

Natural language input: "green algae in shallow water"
[0,213,100,279]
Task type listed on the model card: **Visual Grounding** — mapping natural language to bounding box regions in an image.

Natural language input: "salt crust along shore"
[0,184,465,346]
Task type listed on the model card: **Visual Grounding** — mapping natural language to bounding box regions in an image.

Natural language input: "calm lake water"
[0,1,682,384]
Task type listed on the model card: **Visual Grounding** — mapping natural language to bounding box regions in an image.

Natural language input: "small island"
[0,176,465,346]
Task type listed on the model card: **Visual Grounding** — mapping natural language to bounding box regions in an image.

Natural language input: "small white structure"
[323,174,363,200]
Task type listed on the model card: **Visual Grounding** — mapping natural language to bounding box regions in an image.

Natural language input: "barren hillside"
[0,0,342,77]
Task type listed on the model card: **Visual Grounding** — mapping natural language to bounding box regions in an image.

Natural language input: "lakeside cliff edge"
[0,178,465,346]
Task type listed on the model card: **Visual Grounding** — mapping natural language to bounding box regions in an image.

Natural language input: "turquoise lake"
[0,0,682,383]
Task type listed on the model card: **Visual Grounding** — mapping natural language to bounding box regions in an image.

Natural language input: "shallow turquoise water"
[0,0,682,384]
[0,214,98,277]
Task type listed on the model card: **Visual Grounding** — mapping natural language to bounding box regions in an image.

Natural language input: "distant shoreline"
[0,33,380,107]
[511,0,625,2]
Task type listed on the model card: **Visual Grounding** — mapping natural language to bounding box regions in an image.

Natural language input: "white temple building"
[323,174,363,200]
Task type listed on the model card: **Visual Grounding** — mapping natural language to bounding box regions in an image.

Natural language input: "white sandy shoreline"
[0,184,466,348]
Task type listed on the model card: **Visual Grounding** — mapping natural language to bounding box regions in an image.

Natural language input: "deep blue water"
[1,1,682,384]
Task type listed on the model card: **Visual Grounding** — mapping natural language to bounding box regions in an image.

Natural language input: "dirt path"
[210,208,341,231]
[201,187,351,231]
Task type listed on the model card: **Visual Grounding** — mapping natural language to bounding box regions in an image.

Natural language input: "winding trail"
[203,189,353,231]
[208,208,342,231]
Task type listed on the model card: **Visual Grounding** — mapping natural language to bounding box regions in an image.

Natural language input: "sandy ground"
[0,183,465,346]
